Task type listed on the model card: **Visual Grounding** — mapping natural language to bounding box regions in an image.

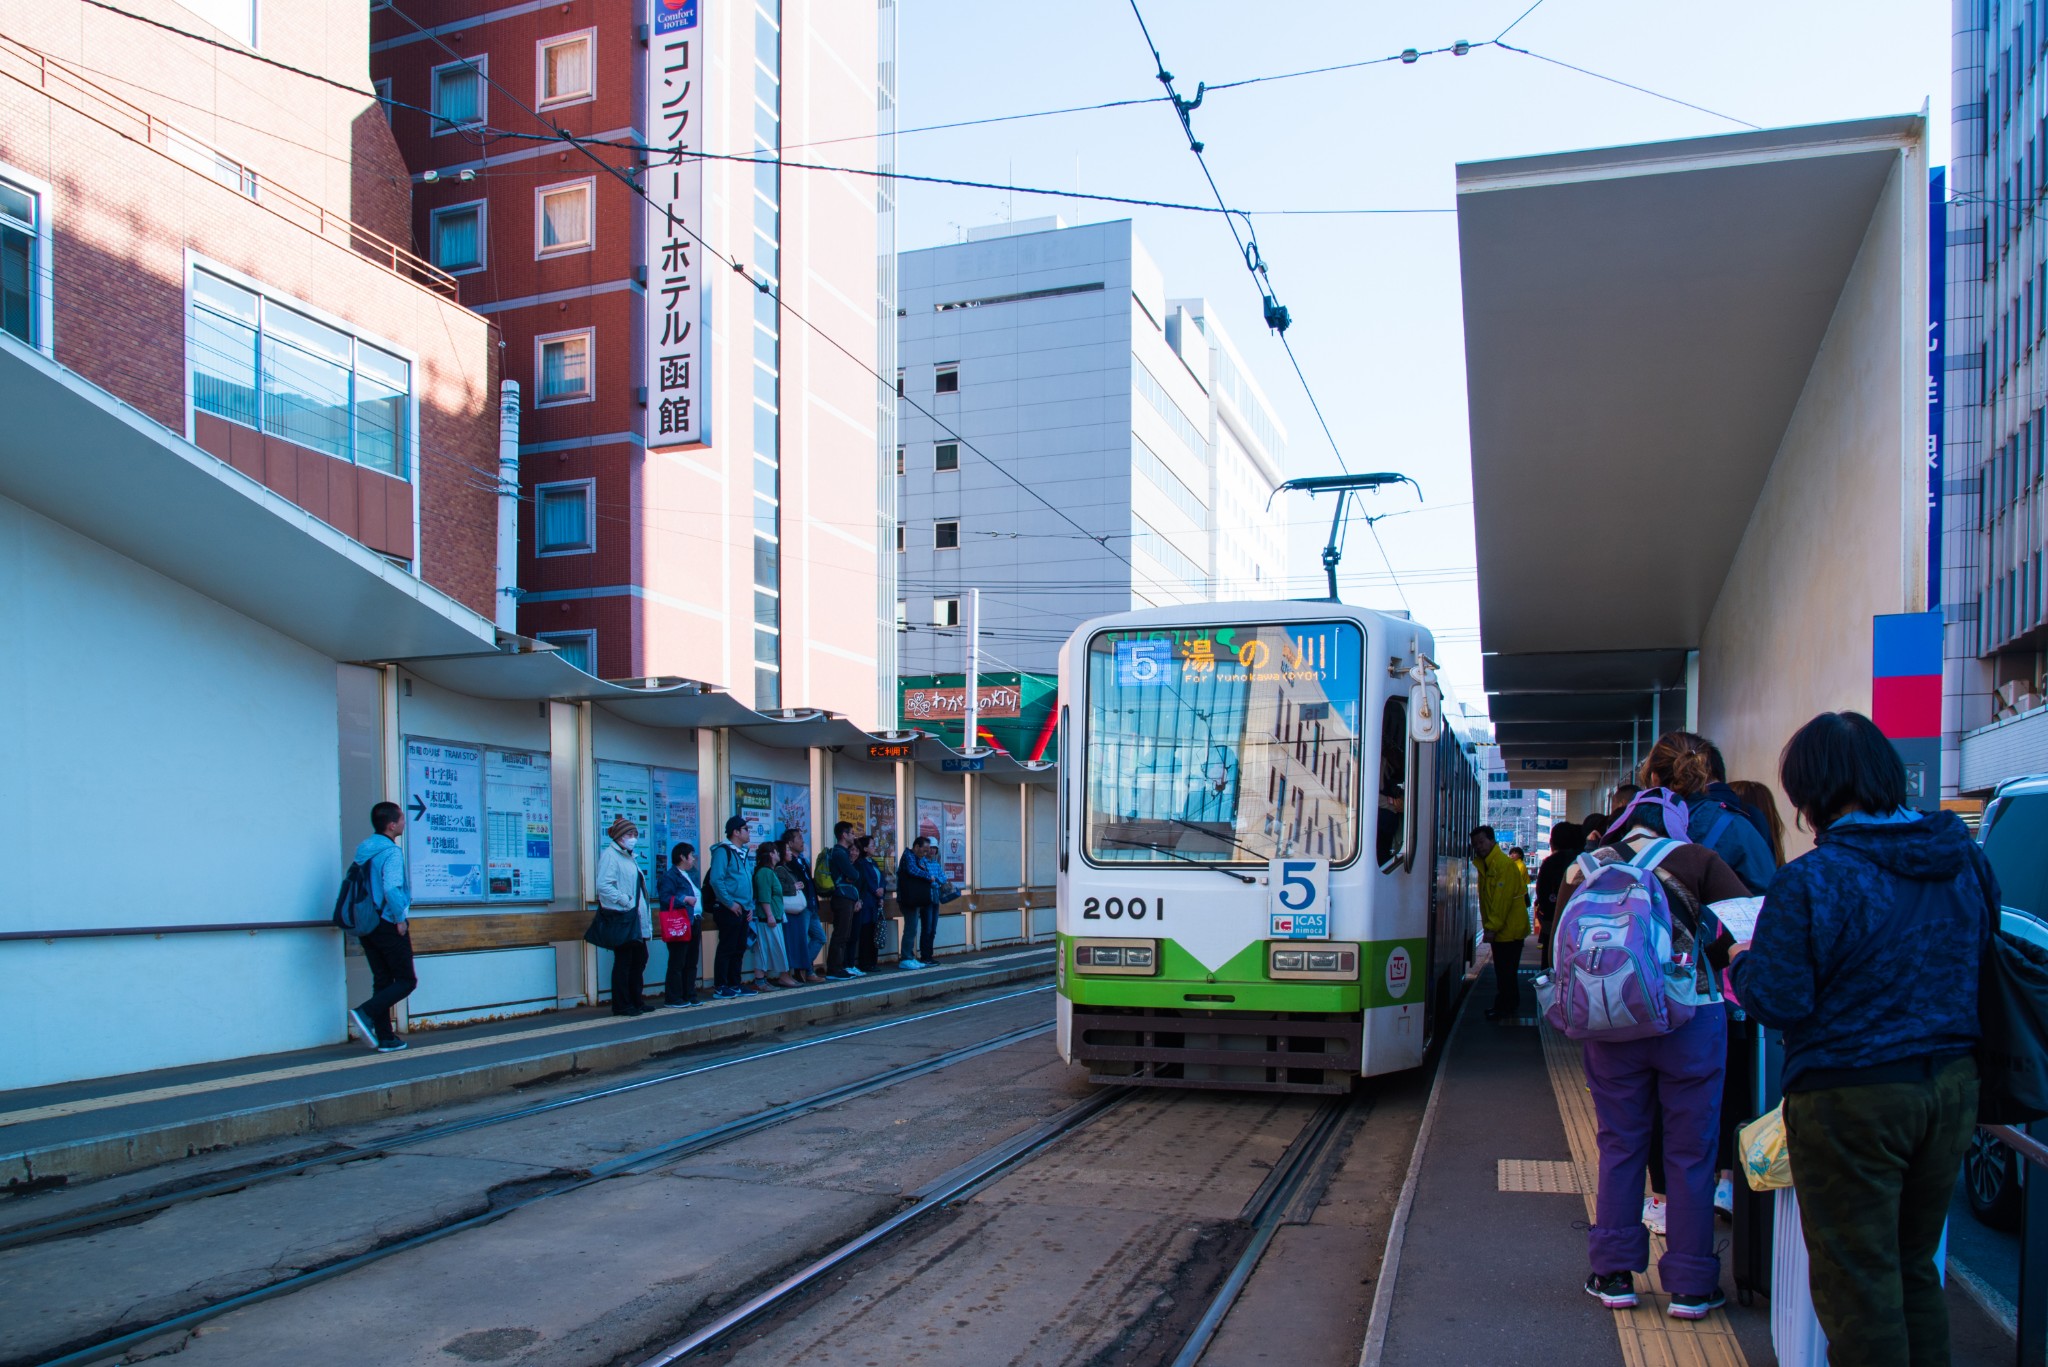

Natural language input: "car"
[1965,777,2048,1230]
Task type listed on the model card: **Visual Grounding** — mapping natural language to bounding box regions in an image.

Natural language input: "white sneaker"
[1642,1195,1668,1235]
[1715,1175,1735,1217]
[899,958,922,970]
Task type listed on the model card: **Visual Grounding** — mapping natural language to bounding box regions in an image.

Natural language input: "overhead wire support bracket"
[1268,472,1423,602]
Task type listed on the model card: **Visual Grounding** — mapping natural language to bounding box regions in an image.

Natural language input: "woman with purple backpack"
[1550,787,1750,1320]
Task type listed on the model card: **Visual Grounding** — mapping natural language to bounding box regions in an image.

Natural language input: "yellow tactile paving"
[1538,1021,1750,1367]
[1497,1158,1583,1193]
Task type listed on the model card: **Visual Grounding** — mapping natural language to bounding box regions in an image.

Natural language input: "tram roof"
[1456,114,1923,779]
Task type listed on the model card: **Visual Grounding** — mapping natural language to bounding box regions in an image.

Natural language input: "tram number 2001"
[1080,896,1164,921]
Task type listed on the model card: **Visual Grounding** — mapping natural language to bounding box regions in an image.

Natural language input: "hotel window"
[539,630,596,674]
[430,202,484,272]
[536,330,593,404]
[933,597,960,627]
[536,180,593,256]
[431,57,486,134]
[1,175,42,348]
[373,77,393,124]
[935,520,959,550]
[535,479,595,555]
[935,442,959,471]
[935,364,959,393]
[537,31,595,107]
[188,266,413,476]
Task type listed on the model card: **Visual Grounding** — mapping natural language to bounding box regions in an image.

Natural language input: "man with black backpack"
[341,801,414,1052]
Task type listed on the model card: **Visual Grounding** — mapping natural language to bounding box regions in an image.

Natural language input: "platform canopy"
[1458,116,1922,782]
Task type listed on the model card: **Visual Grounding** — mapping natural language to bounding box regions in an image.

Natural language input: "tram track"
[21,995,1057,1367]
[0,983,1052,1254]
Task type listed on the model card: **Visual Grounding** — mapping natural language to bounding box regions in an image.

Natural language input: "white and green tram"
[1054,601,1483,1093]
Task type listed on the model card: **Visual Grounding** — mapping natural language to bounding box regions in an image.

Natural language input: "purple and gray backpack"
[1542,835,1709,1041]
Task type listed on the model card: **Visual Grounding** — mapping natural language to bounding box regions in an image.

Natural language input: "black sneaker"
[1585,1272,1637,1308]
[1668,1290,1725,1320]
[375,1037,409,1052]
[347,1008,381,1051]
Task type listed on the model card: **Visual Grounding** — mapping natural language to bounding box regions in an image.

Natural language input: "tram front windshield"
[1084,620,1366,867]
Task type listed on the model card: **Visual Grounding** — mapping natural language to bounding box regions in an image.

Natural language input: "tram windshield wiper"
[1157,814,1269,861]
[1100,837,1257,884]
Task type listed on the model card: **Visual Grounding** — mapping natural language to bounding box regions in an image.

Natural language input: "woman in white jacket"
[596,816,652,1016]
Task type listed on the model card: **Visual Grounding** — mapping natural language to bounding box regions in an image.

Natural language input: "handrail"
[0,922,333,942]
[0,35,458,299]
[1985,1121,2048,1170]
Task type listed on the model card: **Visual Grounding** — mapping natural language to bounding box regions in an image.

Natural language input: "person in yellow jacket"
[1471,824,1531,1021]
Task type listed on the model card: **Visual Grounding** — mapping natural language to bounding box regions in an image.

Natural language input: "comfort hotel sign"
[901,685,1023,720]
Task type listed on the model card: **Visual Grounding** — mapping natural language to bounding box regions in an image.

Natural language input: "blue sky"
[888,0,1948,715]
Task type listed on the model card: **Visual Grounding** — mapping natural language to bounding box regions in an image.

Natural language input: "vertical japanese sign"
[1928,167,1946,609]
[647,0,706,446]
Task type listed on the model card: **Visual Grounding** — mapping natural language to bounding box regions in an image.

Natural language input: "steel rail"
[632,1086,1135,1366]
[34,1015,1054,1367]
[1,983,1051,1252]
[1168,1094,1357,1367]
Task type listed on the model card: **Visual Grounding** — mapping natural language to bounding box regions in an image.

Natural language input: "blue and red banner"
[1873,610,1942,809]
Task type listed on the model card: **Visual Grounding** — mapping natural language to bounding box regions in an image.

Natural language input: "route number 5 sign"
[1268,858,1329,939]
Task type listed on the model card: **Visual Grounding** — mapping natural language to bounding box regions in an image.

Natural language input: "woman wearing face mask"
[595,816,651,1016]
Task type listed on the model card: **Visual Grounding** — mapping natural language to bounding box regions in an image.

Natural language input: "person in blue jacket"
[1639,731,1779,895]
[1730,711,1989,1367]
[347,801,415,1052]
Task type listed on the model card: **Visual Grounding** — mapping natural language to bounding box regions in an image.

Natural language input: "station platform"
[1365,964,2020,1367]
[0,945,1052,1191]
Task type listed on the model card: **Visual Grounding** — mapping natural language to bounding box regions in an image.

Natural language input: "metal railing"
[0,922,332,942]
[0,35,459,299]
[1983,1121,2047,1366]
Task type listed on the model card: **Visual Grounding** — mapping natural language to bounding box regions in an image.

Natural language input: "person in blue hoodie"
[1640,731,1779,895]
[347,801,415,1053]
[1730,711,1990,1367]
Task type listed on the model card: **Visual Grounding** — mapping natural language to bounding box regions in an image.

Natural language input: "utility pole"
[964,587,981,752]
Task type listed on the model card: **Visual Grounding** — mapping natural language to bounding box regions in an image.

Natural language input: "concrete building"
[1459,117,1932,852]
[1943,1,2048,794]
[372,0,894,722]
[894,218,1286,677]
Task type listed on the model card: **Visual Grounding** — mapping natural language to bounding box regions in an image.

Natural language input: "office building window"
[933,597,959,627]
[896,445,905,475]
[896,524,905,552]
[537,31,595,107]
[535,180,593,256]
[431,57,486,134]
[430,202,484,272]
[935,364,959,393]
[535,479,594,555]
[538,630,596,674]
[1,176,41,347]
[896,368,904,395]
[896,600,908,627]
[373,77,393,124]
[935,442,959,471]
[935,520,959,550]
[536,330,593,404]
[189,266,413,476]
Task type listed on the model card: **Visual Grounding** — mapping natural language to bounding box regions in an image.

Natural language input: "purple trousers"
[1581,1004,1727,1296]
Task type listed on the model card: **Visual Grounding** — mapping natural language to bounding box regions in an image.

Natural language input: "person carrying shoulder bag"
[592,816,651,1016]
[823,821,863,979]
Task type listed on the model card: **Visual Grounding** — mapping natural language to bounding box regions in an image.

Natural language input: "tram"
[1054,601,1483,1093]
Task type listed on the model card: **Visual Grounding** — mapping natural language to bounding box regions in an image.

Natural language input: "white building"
[895,218,1287,675]
[1482,746,1555,854]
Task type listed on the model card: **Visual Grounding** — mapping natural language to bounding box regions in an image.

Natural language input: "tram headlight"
[1268,942,1361,981]
[1072,938,1159,975]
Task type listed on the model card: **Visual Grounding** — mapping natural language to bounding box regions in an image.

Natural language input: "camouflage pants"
[1782,1056,1978,1367]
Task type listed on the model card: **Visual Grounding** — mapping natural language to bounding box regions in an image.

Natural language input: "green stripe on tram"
[1057,934,1429,1012]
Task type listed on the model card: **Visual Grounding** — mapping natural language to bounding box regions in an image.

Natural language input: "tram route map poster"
[733,780,773,844]
[484,749,553,902]
[915,798,967,885]
[596,760,656,884]
[405,740,485,901]
[650,767,699,870]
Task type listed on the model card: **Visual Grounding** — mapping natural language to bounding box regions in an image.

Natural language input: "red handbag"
[658,896,695,942]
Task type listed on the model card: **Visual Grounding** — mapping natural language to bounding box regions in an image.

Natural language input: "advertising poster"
[733,779,772,844]
[596,759,656,883]
[650,766,699,870]
[836,791,869,832]
[868,795,898,875]
[405,739,485,901]
[770,781,810,841]
[915,798,967,885]
[484,749,553,902]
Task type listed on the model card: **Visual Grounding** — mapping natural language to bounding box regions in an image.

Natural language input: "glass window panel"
[0,182,33,227]
[193,270,258,324]
[935,367,958,393]
[935,520,959,550]
[754,626,780,665]
[754,194,778,238]
[540,184,591,251]
[540,334,591,399]
[755,11,779,69]
[935,443,959,471]
[542,35,592,102]
[754,499,779,538]
[754,326,778,370]
[540,632,593,672]
[754,103,779,150]
[752,534,779,587]
[753,363,778,408]
[264,303,351,364]
[753,157,779,205]
[433,206,481,270]
[753,405,778,457]
[262,335,352,459]
[190,299,259,427]
[754,667,780,710]
[435,63,482,128]
[538,484,592,552]
[2,223,33,345]
[755,62,778,105]
[358,344,410,393]
[753,457,777,497]
[354,371,408,477]
[753,287,779,333]
[753,589,780,629]
[751,234,778,283]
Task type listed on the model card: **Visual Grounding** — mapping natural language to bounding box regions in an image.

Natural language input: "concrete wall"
[1700,147,1926,854]
[0,494,345,1090]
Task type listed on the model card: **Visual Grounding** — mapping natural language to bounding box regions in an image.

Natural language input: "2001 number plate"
[1079,896,1165,921]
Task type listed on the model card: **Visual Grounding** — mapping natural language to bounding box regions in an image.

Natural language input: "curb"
[7,954,1054,1186]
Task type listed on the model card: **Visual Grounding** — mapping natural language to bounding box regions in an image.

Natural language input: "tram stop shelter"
[1459,115,1932,836]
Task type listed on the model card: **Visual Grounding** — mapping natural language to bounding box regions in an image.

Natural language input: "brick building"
[372,0,895,723]
[0,0,502,614]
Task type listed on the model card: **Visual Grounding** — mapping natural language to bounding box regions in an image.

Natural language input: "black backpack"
[332,856,384,936]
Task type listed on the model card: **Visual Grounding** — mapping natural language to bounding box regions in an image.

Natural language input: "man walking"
[1471,824,1530,1021]
[704,816,756,998]
[347,801,416,1053]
